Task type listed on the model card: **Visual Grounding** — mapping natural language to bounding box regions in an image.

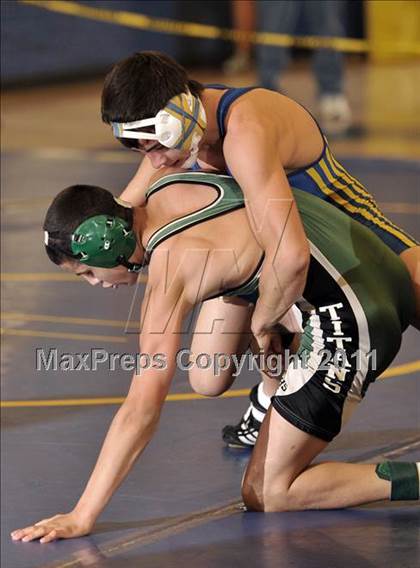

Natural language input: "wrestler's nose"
[84,275,101,286]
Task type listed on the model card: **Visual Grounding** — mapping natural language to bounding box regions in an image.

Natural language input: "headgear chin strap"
[116,255,144,273]
[68,215,142,272]
[111,90,206,166]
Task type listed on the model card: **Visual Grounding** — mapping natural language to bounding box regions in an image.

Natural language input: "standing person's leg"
[304,0,351,131]
[306,0,345,96]
[256,1,301,91]
[224,0,256,74]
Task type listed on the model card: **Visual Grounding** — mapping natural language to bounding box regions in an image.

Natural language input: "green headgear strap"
[71,215,137,269]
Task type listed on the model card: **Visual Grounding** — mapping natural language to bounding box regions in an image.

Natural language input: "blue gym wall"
[1,0,231,86]
[1,0,364,87]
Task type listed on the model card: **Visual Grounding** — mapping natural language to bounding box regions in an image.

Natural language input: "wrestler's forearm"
[256,251,308,326]
[72,401,160,525]
[119,157,159,206]
[235,167,310,325]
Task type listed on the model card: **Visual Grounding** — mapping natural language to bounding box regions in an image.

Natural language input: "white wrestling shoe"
[222,383,268,448]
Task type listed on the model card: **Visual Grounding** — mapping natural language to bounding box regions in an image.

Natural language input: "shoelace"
[236,413,261,443]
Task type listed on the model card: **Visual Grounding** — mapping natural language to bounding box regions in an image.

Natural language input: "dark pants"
[257,0,345,95]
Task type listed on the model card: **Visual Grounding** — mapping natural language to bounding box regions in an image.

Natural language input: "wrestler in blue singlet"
[193,86,418,255]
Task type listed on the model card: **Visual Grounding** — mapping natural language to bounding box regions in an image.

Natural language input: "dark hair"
[43,185,133,266]
[101,51,204,126]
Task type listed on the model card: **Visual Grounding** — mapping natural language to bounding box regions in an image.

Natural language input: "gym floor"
[1,61,419,567]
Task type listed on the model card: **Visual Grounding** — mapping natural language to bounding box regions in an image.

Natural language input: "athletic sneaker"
[319,94,352,135]
[222,52,252,74]
[222,383,267,448]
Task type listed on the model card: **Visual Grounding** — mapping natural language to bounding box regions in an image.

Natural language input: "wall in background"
[1,0,231,86]
[2,0,366,87]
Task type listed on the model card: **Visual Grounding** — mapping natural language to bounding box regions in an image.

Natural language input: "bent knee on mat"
[242,479,293,513]
[241,466,296,512]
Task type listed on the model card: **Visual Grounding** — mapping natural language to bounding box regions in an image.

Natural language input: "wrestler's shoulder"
[149,166,185,185]
[227,89,293,130]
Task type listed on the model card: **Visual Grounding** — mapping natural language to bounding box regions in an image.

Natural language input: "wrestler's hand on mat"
[11,511,92,543]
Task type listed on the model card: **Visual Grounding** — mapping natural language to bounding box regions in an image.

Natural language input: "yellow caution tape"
[21,0,372,54]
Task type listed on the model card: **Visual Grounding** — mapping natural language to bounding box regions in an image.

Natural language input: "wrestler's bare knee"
[241,466,265,511]
[188,366,234,397]
[242,469,291,512]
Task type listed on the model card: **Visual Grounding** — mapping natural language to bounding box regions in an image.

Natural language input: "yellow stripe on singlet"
[306,154,416,248]
[325,147,379,208]
[327,149,389,216]
[306,166,406,242]
[325,148,417,246]
[320,152,388,221]
[318,160,374,210]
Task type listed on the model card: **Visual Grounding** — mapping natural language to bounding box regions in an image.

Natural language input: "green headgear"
[70,215,138,269]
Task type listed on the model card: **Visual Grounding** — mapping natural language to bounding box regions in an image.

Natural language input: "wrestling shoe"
[222,383,268,448]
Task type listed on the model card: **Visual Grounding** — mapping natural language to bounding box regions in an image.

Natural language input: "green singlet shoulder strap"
[144,172,245,258]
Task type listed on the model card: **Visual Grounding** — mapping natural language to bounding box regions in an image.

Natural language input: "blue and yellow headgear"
[111,91,206,166]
